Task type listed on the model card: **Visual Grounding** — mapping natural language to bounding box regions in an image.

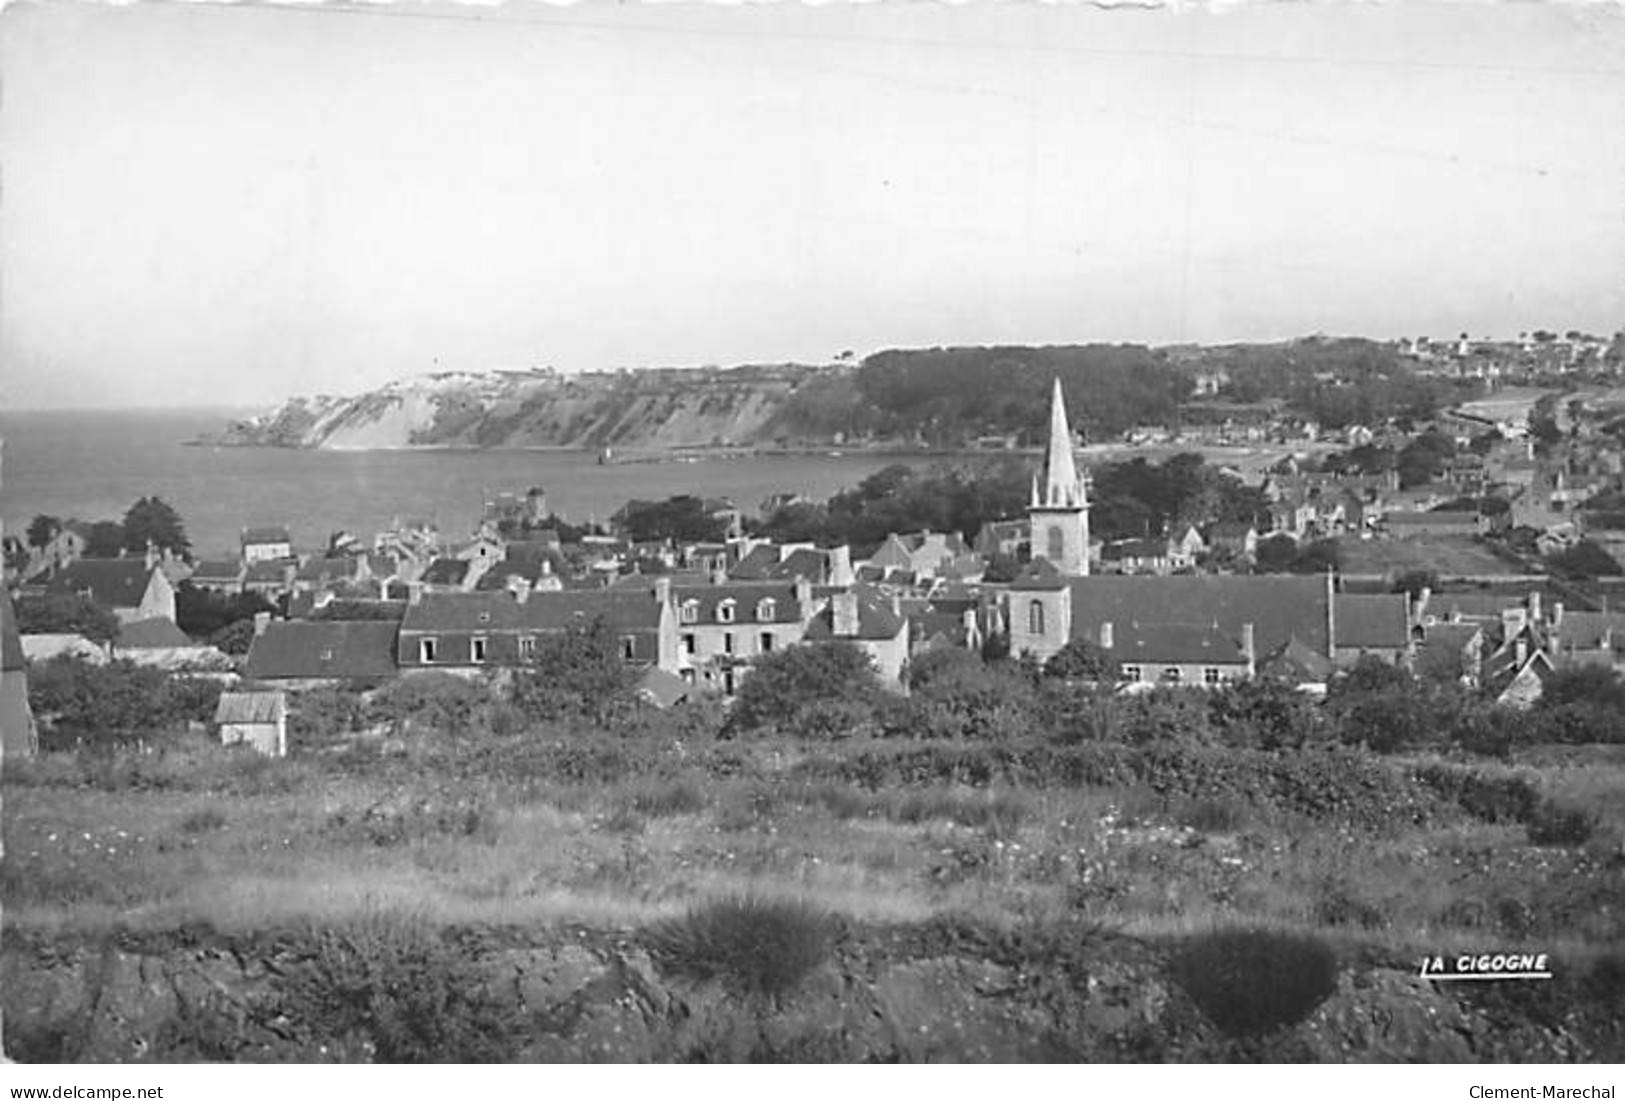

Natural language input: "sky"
[1,0,1623,410]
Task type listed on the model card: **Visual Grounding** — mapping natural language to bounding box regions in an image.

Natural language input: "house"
[1332,593,1413,668]
[16,523,86,583]
[1256,635,1335,690]
[1167,526,1205,570]
[398,584,679,676]
[243,619,401,687]
[901,595,990,657]
[243,559,296,597]
[215,691,288,757]
[46,555,177,625]
[114,617,230,670]
[241,526,293,564]
[974,519,1027,559]
[673,580,816,693]
[729,543,855,586]
[803,586,910,690]
[865,532,971,580]
[703,498,745,540]
[292,555,372,595]
[1008,572,1335,669]
[419,557,480,593]
[19,633,108,665]
[1,588,38,758]
[1206,522,1260,564]
[188,559,247,593]
[1109,621,1254,688]
[1100,537,1173,576]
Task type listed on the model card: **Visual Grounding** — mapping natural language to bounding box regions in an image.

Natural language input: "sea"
[0,409,932,559]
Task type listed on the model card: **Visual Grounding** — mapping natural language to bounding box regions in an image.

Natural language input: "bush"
[1412,764,1541,824]
[179,806,228,833]
[726,643,884,738]
[645,896,833,1001]
[1526,799,1596,847]
[368,673,492,739]
[629,775,709,818]
[28,657,222,748]
[1169,927,1340,1038]
[282,910,523,1062]
[1173,796,1249,834]
[510,621,640,724]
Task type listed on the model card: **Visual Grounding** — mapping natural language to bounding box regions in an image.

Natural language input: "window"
[756,598,776,622]
[471,636,488,663]
[760,632,774,653]
[1203,667,1222,685]
[478,611,491,624]
[680,600,699,624]
[420,638,438,663]
[717,599,736,624]
[723,670,736,695]
[680,668,695,685]
[1047,526,1064,562]
[683,632,697,655]
[622,636,637,660]
[320,649,334,662]
[1122,665,1141,682]
[519,636,536,659]
[1028,599,1045,636]
[1162,667,1182,683]
[723,632,735,655]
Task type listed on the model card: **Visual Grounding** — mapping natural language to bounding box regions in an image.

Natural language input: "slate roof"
[672,582,808,625]
[1064,575,1331,658]
[1103,538,1168,561]
[215,691,286,725]
[1112,622,1247,666]
[1333,594,1411,650]
[116,617,196,649]
[1258,635,1334,682]
[244,620,400,680]
[244,561,294,585]
[728,544,783,580]
[295,557,363,583]
[1387,511,1478,527]
[804,587,906,642]
[46,559,155,609]
[1552,611,1625,652]
[401,589,664,633]
[189,559,245,584]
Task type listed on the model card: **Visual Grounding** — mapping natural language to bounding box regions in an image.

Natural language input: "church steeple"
[1032,377,1087,509]
[1028,377,1091,575]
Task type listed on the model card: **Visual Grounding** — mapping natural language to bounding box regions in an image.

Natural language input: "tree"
[510,620,640,724]
[26,514,62,549]
[122,496,191,558]
[84,521,125,559]
[175,584,276,638]
[612,496,727,544]
[1044,638,1120,683]
[1390,569,1439,598]
[13,593,119,646]
[726,642,882,738]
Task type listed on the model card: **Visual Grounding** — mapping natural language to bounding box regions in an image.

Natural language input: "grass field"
[1338,536,1526,578]
[6,729,1621,968]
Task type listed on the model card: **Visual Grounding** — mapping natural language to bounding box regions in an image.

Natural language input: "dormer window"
[717,599,736,624]
[756,598,776,622]
[680,600,699,624]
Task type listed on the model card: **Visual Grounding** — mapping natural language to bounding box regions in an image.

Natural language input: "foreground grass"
[6,739,1622,968]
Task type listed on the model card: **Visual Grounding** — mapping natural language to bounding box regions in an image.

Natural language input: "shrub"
[1169,927,1340,1038]
[510,621,640,724]
[282,910,523,1062]
[726,642,883,738]
[1174,796,1249,833]
[1412,764,1541,824]
[1208,679,1319,751]
[645,896,833,1001]
[1526,799,1596,847]
[179,806,228,833]
[368,673,492,739]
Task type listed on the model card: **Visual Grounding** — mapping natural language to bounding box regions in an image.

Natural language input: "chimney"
[710,560,729,585]
[1515,636,1528,666]
[794,577,813,613]
[828,545,854,588]
[1552,601,1565,629]
[1242,622,1256,676]
[889,591,902,618]
[833,591,860,637]
[510,576,532,604]
[145,541,159,570]
[962,607,980,650]
[252,611,271,637]
[652,576,672,606]
[1528,589,1543,624]
[408,581,423,606]
[1099,620,1114,649]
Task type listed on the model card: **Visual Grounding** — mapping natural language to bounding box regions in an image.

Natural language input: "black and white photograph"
[1,0,1623,1073]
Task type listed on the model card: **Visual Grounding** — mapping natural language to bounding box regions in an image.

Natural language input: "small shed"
[214,691,287,757]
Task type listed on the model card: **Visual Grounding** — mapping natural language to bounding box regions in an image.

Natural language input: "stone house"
[46,555,177,625]
[215,691,288,757]
[241,526,293,564]
[672,579,816,694]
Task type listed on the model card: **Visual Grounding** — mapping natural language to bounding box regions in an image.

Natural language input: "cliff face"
[212,366,847,451]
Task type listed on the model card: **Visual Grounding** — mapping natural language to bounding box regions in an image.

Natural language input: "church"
[1006,377,1341,686]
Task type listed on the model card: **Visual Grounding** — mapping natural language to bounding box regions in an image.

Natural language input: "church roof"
[1033,377,1087,511]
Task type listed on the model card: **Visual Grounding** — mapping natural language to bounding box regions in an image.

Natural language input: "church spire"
[1039,377,1084,509]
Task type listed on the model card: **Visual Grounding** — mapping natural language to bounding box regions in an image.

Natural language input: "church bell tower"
[1028,377,1091,576]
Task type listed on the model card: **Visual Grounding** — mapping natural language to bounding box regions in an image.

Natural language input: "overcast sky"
[2,1,1622,409]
